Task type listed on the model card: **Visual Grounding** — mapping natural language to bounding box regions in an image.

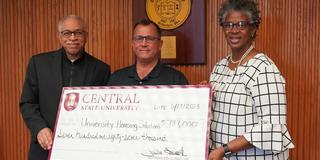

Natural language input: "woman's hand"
[208,147,224,160]
[199,80,209,85]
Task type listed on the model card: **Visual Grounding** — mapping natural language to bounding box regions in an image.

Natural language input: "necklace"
[212,45,254,92]
[230,45,254,64]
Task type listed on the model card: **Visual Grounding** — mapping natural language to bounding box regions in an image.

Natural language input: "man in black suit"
[19,15,110,160]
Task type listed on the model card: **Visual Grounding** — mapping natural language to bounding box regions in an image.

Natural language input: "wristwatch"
[222,144,232,158]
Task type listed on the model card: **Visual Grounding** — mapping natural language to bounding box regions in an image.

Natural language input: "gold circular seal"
[146,0,191,30]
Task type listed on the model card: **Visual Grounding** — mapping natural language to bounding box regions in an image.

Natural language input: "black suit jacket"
[19,48,110,160]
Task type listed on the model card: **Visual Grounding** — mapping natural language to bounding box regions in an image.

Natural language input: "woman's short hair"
[218,0,261,28]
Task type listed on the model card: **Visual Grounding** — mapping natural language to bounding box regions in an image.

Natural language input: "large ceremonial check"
[49,85,212,160]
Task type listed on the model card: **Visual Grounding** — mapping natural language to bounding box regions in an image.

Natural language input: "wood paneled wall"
[0,0,319,159]
[0,0,133,159]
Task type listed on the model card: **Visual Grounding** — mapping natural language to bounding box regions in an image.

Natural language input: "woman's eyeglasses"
[221,21,255,30]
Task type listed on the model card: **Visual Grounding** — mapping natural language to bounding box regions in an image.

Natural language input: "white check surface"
[49,86,211,160]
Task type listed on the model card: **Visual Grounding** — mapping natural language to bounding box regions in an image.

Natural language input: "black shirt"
[62,51,87,87]
[108,62,189,86]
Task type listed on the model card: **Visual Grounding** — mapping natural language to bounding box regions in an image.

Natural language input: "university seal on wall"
[146,0,191,30]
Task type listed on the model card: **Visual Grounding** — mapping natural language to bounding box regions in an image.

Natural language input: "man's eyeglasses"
[133,35,160,43]
[221,21,254,30]
[60,30,86,38]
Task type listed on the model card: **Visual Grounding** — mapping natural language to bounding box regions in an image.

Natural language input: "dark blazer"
[19,48,110,160]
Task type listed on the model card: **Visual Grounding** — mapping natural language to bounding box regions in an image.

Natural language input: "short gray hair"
[218,0,260,28]
[57,14,88,32]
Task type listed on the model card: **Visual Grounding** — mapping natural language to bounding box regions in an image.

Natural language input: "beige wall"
[0,0,319,159]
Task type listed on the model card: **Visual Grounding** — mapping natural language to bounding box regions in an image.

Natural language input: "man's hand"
[37,128,53,150]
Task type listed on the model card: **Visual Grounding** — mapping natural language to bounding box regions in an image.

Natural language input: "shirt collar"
[128,61,162,80]
[61,48,85,64]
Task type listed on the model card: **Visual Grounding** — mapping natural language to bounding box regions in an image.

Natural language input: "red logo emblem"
[64,92,79,111]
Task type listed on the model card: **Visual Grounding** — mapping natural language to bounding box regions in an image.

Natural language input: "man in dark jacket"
[19,14,110,160]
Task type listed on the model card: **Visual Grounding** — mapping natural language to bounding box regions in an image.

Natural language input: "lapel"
[79,52,90,85]
[50,48,63,89]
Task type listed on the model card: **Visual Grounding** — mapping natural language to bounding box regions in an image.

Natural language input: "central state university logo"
[146,0,191,30]
[63,92,79,111]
